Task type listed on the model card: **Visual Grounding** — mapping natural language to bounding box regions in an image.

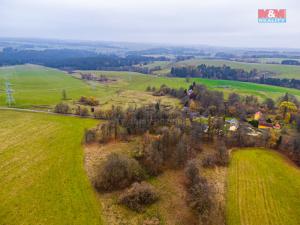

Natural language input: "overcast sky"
[0,0,299,48]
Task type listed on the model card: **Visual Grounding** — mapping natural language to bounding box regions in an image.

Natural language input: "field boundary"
[0,107,95,119]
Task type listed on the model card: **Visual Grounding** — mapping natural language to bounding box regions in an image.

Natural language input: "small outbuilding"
[226,118,239,131]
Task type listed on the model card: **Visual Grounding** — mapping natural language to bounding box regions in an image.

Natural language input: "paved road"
[0,107,95,119]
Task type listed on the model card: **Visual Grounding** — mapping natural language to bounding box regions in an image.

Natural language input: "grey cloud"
[0,0,299,48]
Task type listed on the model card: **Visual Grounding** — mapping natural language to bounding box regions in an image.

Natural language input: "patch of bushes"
[118,182,159,212]
[54,102,70,114]
[215,141,229,166]
[137,137,164,176]
[146,86,156,92]
[202,154,217,168]
[79,96,99,106]
[95,153,145,191]
[202,141,229,168]
[137,127,193,175]
[249,119,259,128]
[93,109,106,119]
[185,160,201,186]
[185,160,213,218]
[84,128,97,144]
[75,106,90,116]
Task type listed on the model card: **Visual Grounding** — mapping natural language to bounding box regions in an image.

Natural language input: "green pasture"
[226,148,300,225]
[1,65,300,110]
[0,110,102,225]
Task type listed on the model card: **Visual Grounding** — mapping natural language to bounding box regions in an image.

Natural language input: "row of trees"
[281,59,300,65]
[85,104,184,143]
[171,64,300,90]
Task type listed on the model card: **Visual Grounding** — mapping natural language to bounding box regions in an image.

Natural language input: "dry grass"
[84,140,198,225]
[99,90,180,110]
[84,140,229,225]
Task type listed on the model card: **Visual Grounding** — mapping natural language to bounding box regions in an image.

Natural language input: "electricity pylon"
[5,81,15,107]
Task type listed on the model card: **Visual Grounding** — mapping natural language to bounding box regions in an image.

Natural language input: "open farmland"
[0,65,179,110]
[84,70,300,100]
[2,65,300,110]
[0,110,102,225]
[226,148,300,225]
[0,64,109,109]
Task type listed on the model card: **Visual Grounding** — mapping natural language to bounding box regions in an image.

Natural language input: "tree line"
[171,64,300,90]
[0,47,168,70]
[281,60,300,65]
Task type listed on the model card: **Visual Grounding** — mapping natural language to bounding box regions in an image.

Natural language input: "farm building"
[254,111,263,120]
[258,121,273,129]
[226,118,239,131]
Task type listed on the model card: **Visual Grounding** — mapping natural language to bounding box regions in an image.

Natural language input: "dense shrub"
[138,139,164,176]
[202,154,217,168]
[202,143,229,168]
[215,141,229,166]
[188,181,212,214]
[79,96,99,106]
[118,182,159,212]
[75,106,90,116]
[185,160,201,186]
[137,127,192,175]
[278,134,300,166]
[95,153,145,191]
[54,102,70,114]
[249,119,259,128]
[84,128,97,144]
[93,109,106,119]
[172,137,190,167]
[185,161,213,217]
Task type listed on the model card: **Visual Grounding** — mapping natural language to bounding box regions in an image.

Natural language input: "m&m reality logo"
[258,9,286,23]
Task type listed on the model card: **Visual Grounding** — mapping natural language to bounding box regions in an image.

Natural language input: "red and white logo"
[258,9,286,23]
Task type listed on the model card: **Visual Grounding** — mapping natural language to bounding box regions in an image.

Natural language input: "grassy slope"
[0,110,102,225]
[175,59,300,79]
[89,70,300,100]
[2,65,300,109]
[226,148,300,225]
[0,65,111,108]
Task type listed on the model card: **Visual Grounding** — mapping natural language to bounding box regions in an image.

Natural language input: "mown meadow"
[0,110,102,225]
[226,148,300,225]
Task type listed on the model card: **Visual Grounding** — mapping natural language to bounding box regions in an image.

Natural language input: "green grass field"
[226,148,300,225]
[2,65,300,109]
[175,59,300,79]
[0,65,117,109]
[86,70,300,100]
[0,110,102,225]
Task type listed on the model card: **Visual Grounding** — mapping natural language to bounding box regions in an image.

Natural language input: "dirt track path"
[0,107,95,119]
